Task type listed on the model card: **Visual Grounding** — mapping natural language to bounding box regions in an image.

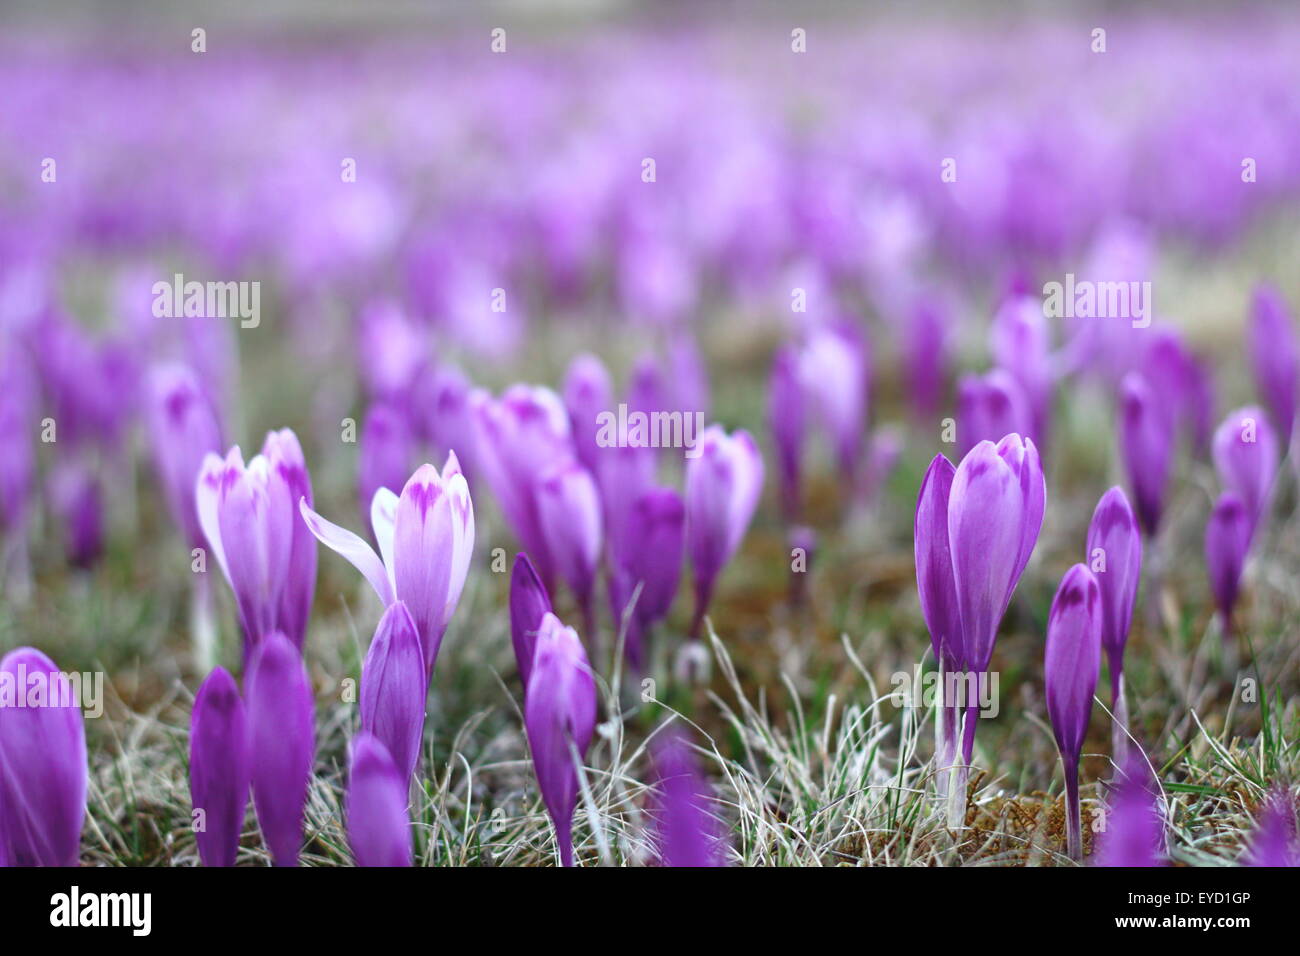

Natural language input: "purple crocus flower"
[146,362,223,550]
[418,362,480,486]
[1248,284,1298,445]
[1044,563,1103,861]
[0,647,87,867]
[360,601,426,786]
[943,434,1045,821]
[358,401,415,525]
[0,342,36,590]
[903,295,949,419]
[301,454,474,675]
[247,632,314,866]
[956,369,1030,459]
[1085,486,1142,759]
[535,460,603,633]
[1139,329,1214,455]
[1118,372,1174,537]
[524,613,597,867]
[609,487,686,671]
[768,344,805,521]
[1243,791,1298,867]
[510,552,553,688]
[685,425,764,638]
[562,353,614,477]
[1095,754,1165,867]
[346,732,413,868]
[649,732,726,867]
[196,429,316,658]
[189,666,250,867]
[471,385,575,588]
[798,321,868,480]
[1212,406,1279,541]
[1205,492,1251,641]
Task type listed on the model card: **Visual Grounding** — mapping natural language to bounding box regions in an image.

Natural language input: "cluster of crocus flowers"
[196,429,317,661]
[189,634,315,866]
[300,454,474,676]
[0,648,88,867]
[914,434,1045,825]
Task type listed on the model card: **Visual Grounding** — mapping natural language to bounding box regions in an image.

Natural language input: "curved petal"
[370,486,399,595]
[299,498,394,606]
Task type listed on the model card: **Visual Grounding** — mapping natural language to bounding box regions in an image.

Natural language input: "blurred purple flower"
[1205,492,1251,640]
[146,363,223,550]
[51,461,103,570]
[1248,284,1298,444]
[1118,372,1173,537]
[1243,790,1298,867]
[1212,406,1279,541]
[649,732,726,867]
[990,296,1053,448]
[768,344,805,520]
[189,666,250,867]
[247,632,314,866]
[685,425,764,638]
[1095,754,1165,867]
[346,732,413,868]
[471,385,574,588]
[798,321,869,479]
[609,487,686,671]
[562,353,614,477]
[358,401,415,525]
[0,647,87,867]
[535,460,603,629]
[524,613,597,867]
[956,369,1030,459]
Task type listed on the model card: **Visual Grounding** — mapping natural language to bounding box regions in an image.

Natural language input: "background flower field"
[1,3,1298,866]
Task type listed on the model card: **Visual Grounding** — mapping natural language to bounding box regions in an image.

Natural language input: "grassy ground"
[3,233,1299,867]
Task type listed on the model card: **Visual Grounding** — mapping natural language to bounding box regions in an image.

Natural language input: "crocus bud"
[1095,754,1165,867]
[146,363,222,549]
[358,401,415,525]
[0,647,87,866]
[263,429,317,651]
[666,331,711,422]
[189,666,250,867]
[649,733,725,867]
[1044,564,1103,861]
[955,370,1030,459]
[685,425,764,637]
[302,454,474,676]
[562,353,614,476]
[1212,406,1279,540]
[524,613,597,867]
[768,344,804,520]
[535,461,603,620]
[798,321,868,478]
[903,296,948,419]
[419,362,479,486]
[1205,492,1250,638]
[609,487,686,670]
[1085,486,1142,755]
[1248,284,1298,444]
[360,602,426,786]
[196,442,295,658]
[472,385,575,587]
[247,632,314,866]
[346,732,413,868]
[1118,372,1173,537]
[1139,329,1214,455]
[1243,790,1298,867]
[510,552,553,688]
